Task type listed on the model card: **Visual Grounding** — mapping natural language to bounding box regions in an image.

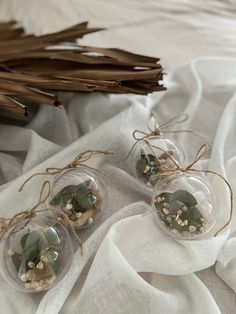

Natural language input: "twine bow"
[19,150,119,192]
[150,143,233,237]
[0,181,83,250]
[123,113,207,162]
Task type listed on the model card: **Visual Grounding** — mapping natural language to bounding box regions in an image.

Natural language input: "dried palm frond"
[0,21,165,117]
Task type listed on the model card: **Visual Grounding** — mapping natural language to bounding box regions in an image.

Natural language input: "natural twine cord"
[122,113,208,163]
[0,181,83,250]
[19,150,120,192]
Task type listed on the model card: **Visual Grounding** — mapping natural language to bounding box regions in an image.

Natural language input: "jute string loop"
[122,113,207,163]
[19,150,119,192]
[0,181,83,250]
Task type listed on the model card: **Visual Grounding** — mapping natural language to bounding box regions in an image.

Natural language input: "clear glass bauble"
[1,215,73,293]
[130,137,185,186]
[152,172,218,239]
[49,169,106,229]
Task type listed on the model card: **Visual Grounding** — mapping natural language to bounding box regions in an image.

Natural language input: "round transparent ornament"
[1,215,73,293]
[152,172,218,239]
[49,168,106,230]
[130,137,185,186]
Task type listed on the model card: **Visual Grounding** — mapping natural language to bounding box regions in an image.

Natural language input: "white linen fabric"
[0,58,235,314]
[0,1,236,313]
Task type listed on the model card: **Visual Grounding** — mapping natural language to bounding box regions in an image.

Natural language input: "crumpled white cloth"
[0,57,236,314]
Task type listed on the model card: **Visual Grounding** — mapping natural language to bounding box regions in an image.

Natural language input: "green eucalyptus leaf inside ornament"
[2,216,73,293]
[152,172,218,239]
[49,169,106,229]
[130,137,185,187]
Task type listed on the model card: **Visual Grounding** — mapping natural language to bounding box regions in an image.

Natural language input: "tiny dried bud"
[31,281,39,289]
[36,285,44,292]
[76,212,82,219]
[163,203,169,208]
[40,255,47,263]
[20,273,27,282]
[28,261,35,269]
[65,203,73,211]
[8,249,15,256]
[156,197,162,203]
[177,218,183,225]
[162,207,170,215]
[26,270,34,281]
[182,206,188,212]
[36,261,44,270]
[25,282,32,289]
[189,225,196,233]
[177,210,182,215]
[143,165,150,174]
[88,217,94,224]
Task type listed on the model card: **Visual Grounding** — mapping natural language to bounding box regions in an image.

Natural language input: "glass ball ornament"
[1,215,73,292]
[49,169,106,229]
[152,172,218,239]
[130,137,185,186]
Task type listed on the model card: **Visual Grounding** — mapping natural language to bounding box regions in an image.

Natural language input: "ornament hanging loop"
[0,180,51,240]
[19,150,119,192]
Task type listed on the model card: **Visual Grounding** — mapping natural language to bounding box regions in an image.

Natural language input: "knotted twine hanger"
[19,150,119,192]
[0,181,83,250]
[123,113,208,162]
[149,143,233,237]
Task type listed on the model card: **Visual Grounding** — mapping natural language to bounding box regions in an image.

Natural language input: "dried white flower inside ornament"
[1,216,73,292]
[152,145,233,239]
[50,169,106,229]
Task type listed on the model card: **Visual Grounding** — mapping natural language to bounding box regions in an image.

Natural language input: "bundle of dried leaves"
[0,21,165,117]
